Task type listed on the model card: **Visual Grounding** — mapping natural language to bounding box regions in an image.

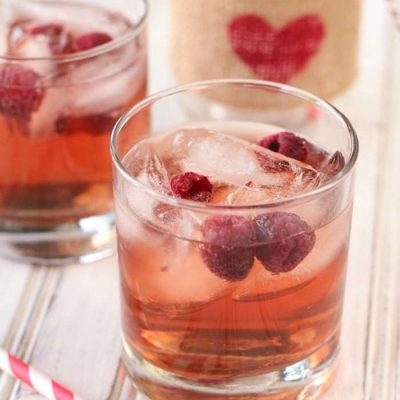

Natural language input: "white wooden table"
[1,0,399,398]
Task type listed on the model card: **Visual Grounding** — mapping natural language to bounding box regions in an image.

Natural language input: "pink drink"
[112,81,358,399]
[115,125,353,399]
[0,0,147,262]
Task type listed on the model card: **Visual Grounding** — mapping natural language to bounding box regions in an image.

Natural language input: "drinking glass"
[0,0,148,264]
[111,79,358,399]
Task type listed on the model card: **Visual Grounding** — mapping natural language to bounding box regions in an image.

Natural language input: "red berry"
[170,172,213,202]
[258,132,307,162]
[200,215,255,281]
[0,65,44,118]
[253,212,316,273]
[72,32,112,52]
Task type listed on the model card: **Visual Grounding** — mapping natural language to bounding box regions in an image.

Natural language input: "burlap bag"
[169,0,360,109]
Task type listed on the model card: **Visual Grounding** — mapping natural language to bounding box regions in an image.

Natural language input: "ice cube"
[28,87,67,137]
[10,38,55,77]
[232,263,316,303]
[137,128,320,204]
[60,45,146,117]
[6,20,57,76]
[0,3,15,55]
[122,146,170,222]
[212,182,274,206]
[128,141,171,193]
[9,34,53,59]
[320,151,345,182]
[124,239,234,305]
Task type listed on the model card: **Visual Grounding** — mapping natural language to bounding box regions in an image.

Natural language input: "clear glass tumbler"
[111,80,358,399]
[0,0,148,264]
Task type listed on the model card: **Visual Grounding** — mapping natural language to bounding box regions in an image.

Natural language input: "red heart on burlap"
[228,14,325,83]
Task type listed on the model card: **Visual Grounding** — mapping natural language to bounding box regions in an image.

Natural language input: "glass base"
[0,212,115,265]
[122,333,339,400]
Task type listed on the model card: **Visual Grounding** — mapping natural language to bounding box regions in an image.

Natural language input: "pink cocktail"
[111,80,358,399]
[0,0,148,263]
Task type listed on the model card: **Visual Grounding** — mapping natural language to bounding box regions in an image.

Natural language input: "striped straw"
[0,348,84,400]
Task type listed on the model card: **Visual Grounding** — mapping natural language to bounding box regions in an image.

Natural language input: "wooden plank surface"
[13,259,121,400]
[1,0,399,399]
[362,18,400,400]
[0,261,32,345]
[324,0,388,397]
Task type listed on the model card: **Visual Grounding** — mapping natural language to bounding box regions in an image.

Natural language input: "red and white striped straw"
[0,348,85,400]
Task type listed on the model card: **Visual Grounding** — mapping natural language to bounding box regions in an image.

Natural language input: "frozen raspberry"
[200,215,255,281]
[28,23,72,54]
[258,132,307,162]
[0,65,44,118]
[170,172,213,202]
[253,212,316,273]
[72,32,112,52]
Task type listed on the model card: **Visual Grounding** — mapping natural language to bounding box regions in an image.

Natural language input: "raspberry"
[0,65,44,118]
[200,215,255,281]
[258,132,307,162]
[170,172,213,202]
[253,212,315,273]
[72,32,112,52]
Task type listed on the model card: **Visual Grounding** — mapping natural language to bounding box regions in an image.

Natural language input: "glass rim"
[0,0,148,63]
[110,79,359,212]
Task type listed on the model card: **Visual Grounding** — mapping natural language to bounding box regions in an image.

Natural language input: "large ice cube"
[10,39,55,77]
[122,147,170,222]
[5,19,58,76]
[59,45,146,117]
[123,239,235,305]
[28,87,67,137]
[127,139,171,193]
